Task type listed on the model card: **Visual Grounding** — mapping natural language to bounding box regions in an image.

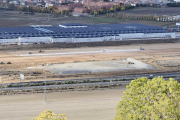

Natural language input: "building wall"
[0,37,52,44]
[58,3,83,11]
[83,1,119,8]
[0,33,176,44]
[74,7,87,13]
[58,5,71,11]
[52,33,176,43]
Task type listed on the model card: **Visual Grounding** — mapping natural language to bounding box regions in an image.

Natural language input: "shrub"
[31,109,67,120]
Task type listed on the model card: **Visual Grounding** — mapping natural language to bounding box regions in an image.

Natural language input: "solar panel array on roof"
[34,28,53,33]
[0,23,173,39]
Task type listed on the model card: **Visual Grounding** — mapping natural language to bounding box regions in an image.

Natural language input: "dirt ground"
[0,43,180,84]
[0,88,125,120]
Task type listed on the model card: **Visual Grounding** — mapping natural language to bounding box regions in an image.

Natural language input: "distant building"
[21,2,25,5]
[58,5,72,11]
[74,7,87,13]
[57,3,83,11]
[45,3,53,7]
[83,1,120,8]
[36,2,42,6]
[0,23,176,43]
[9,1,19,5]
[131,3,136,6]
[152,2,167,7]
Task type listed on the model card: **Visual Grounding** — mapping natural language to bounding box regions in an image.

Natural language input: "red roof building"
[74,7,88,13]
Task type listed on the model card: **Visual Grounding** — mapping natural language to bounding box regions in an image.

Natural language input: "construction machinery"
[127,62,134,64]
[140,47,144,50]
[0,62,4,64]
[39,50,44,53]
[7,61,11,64]
[124,59,135,64]
[102,49,107,52]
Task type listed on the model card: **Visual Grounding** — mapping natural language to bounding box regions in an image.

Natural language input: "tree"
[1,2,6,8]
[115,77,180,120]
[65,10,69,15]
[110,7,115,12]
[107,13,109,17]
[31,110,67,120]
[61,10,66,15]
[120,6,125,11]
[8,3,15,9]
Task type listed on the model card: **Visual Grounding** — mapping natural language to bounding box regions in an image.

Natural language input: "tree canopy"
[31,110,67,120]
[167,3,180,7]
[115,77,180,120]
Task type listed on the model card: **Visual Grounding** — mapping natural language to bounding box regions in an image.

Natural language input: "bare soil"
[0,88,125,120]
[0,43,180,84]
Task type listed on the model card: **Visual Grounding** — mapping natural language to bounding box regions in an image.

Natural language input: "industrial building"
[0,23,176,44]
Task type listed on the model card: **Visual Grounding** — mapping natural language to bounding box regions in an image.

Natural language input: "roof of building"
[60,23,86,26]
[0,23,172,39]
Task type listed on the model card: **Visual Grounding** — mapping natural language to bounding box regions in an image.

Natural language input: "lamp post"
[93,6,95,17]
[44,72,46,102]
[4,32,7,44]
[71,30,74,43]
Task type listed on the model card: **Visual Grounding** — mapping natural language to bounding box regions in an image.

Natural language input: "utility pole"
[4,32,6,45]
[48,14,50,21]
[44,72,46,102]
[94,9,95,17]
[28,5,29,15]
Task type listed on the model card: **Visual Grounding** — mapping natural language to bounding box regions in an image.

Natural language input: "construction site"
[1,38,180,120]
[0,40,180,84]
[0,9,180,120]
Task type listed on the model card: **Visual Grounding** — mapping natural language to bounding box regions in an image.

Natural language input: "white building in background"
[131,4,136,6]
[9,1,19,5]
[45,3,53,7]
[173,15,180,19]
[21,2,25,6]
